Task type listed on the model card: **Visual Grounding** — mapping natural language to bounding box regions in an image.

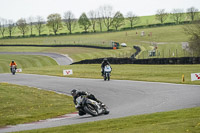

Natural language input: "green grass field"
[0,24,194,60]
[0,47,135,62]
[22,64,200,85]
[0,83,75,127]
[0,25,189,45]
[0,55,199,85]
[0,54,57,73]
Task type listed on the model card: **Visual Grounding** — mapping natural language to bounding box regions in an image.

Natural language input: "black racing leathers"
[101,61,110,75]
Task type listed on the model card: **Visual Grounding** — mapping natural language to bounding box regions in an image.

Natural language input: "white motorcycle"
[76,95,109,116]
[103,65,112,81]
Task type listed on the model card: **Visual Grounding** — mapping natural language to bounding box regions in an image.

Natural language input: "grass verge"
[0,47,134,62]
[0,83,75,127]
[17,107,200,133]
[0,54,57,73]
[23,64,200,85]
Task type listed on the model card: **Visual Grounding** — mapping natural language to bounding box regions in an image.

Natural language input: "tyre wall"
[72,57,200,65]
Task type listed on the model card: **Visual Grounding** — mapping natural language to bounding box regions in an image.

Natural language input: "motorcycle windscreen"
[104,65,111,72]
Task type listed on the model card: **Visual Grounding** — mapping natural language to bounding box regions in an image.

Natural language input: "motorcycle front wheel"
[84,103,98,116]
[107,73,110,81]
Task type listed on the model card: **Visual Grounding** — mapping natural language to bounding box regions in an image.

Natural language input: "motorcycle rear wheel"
[12,71,15,75]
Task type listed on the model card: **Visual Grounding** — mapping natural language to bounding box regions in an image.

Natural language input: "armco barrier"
[72,57,200,65]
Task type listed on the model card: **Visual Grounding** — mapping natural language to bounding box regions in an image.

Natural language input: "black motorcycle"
[76,95,109,116]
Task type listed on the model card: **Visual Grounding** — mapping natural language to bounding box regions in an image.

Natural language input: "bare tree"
[155,9,168,24]
[187,7,199,21]
[35,16,45,36]
[27,16,35,36]
[7,20,15,38]
[112,11,124,30]
[16,18,29,37]
[88,10,97,32]
[47,13,62,35]
[183,21,200,55]
[100,5,115,31]
[126,11,140,28]
[96,9,103,32]
[63,11,76,34]
[171,9,184,24]
[0,18,7,37]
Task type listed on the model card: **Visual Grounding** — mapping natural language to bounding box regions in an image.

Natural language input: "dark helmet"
[71,89,77,97]
[12,60,14,63]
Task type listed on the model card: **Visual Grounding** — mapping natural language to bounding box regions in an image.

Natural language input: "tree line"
[0,5,199,38]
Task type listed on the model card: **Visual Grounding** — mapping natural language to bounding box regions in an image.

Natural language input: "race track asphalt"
[0,73,200,133]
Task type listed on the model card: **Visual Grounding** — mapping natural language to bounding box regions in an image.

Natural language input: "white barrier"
[16,68,22,72]
[63,69,73,75]
[191,73,200,81]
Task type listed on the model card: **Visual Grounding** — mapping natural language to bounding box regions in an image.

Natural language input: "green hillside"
[0,24,194,61]
[0,14,192,38]
[0,55,57,73]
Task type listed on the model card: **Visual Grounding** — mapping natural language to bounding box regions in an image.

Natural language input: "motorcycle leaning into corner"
[103,65,112,81]
[76,95,109,117]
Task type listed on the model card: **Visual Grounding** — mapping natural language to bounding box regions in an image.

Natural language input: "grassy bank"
[0,14,188,38]
[0,54,57,73]
[0,24,193,60]
[0,83,75,127]
[22,64,200,85]
[0,47,135,62]
[0,25,188,45]
[17,107,200,133]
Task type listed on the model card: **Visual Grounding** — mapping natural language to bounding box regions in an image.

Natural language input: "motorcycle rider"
[101,58,111,76]
[71,89,105,116]
[9,60,17,72]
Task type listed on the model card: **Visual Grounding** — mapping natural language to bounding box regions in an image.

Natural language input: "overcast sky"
[1,0,200,21]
